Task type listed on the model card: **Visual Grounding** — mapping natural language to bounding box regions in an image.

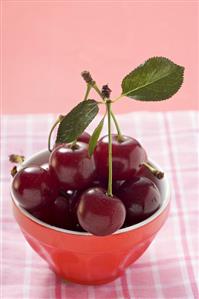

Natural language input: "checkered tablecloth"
[1,111,198,299]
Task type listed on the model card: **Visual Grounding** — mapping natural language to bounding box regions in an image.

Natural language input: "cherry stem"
[70,139,78,150]
[92,83,124,140]
[110,109,124,142]
[11,166,18,177]
[142,162,164,179]
[83,83,92,101]
[9,154,25,177]
[112,94,123,103]
[81,71,124,142]
[48,115,64,152]
[9,154,25,164]
[106,100,113,197]
[92,84,104,98]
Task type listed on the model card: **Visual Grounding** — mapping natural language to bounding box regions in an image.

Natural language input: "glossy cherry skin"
[56,190,84,231]
[12,166,57,210]
[92,180,124,194]
[49,142,96,190]
[41,163,49,171]
[31,191,84,231]
[94,135,147,181]
[117,176,161,226]
[52,196,73,229]
[77,187,126,236]
[138,164,162,196]
[77,131,90,143]
[68,191,86,232]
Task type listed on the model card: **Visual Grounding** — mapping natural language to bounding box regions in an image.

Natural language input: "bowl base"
[61,274,122,285]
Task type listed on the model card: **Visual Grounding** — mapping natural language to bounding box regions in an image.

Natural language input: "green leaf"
[56,99,99,143]
[121,57,184,101]
[88,117,104,156]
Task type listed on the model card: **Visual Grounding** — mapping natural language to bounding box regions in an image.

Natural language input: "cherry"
[56,190,83,230]
[94,134,147,181]
[138,164,162,196]
[68,191,86,232]
[30,189,85,231]
[52,196,73,229]
[90,180,107,189]
[31,204,54,225]
[49,142,96,190]
[68,190,81,217]
[112,180,124,193]
[12,166,57,210]
[117,176,161,226]
[77,131,90,143]
[91,179,124,194]
[77,187,126,236]
[52,190,86,231]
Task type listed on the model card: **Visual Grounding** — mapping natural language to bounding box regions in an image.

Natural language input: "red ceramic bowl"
[11,150,170,285]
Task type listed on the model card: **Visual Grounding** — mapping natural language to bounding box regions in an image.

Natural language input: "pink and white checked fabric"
[1,111,198,299]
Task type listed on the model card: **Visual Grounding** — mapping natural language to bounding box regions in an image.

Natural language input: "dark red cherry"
[49,142,96,190]
[113,180,124,193]
[91,179,124,194]
[118,176,161,226]
[52,196,73,229]
[58,189,84,230]
[94,134,147,180]
[30,204,54,225]
[90,180,107,189]
[77,131,90,143]
[53,190,85,231]
[137,164,163,196]
[77,187,126,236]
[12,166,57,210]
[69,190,87,232]
[63,190,82,228]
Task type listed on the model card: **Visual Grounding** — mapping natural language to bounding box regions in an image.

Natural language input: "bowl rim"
[11,149,170,237]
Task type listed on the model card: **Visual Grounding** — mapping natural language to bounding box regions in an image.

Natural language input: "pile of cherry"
[12,131,162,236]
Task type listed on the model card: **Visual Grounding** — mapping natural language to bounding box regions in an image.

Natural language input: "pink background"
[2,1,198,114]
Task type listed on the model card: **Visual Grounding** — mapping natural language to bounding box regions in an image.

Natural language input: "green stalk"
[110,109,124,141]
[48,115,64,152]
[112,94,123,102]
[142,162,164,179]
[70,139,78,150]
[106,100,113,197]
[92,83,124,141]
[92,83,104,98]
[83,83,92,101]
